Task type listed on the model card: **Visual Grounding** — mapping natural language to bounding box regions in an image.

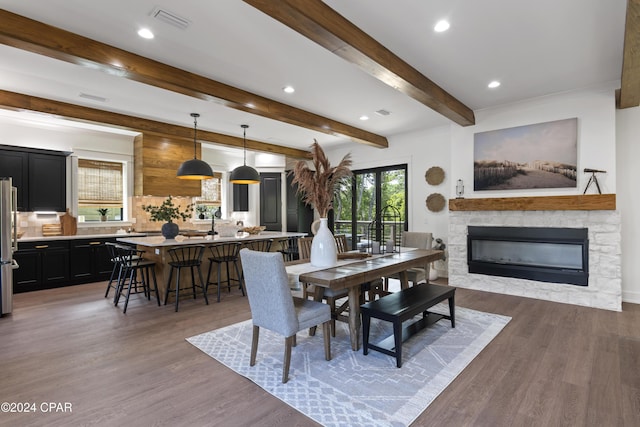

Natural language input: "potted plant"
[141,196,193,239]
[196,205,208,220]
[291,141,352,267]
[97,208,109,222]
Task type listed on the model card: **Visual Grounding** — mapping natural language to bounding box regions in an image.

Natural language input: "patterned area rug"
[187,304,511,427]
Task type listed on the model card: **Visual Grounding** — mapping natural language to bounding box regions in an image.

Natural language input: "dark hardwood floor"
[0,280,638,426]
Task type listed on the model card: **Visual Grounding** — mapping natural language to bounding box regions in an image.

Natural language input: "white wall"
[326,124,452,243]
[450,86,617,197]
[616,106,640,303]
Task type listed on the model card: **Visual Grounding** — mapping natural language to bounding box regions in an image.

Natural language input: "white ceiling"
[0,0,628,154]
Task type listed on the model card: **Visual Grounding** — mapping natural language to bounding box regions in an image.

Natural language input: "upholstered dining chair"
[384,231,433,290]
[239,248,331,383]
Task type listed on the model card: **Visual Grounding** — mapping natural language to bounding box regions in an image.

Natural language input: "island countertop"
[116,231,306,248]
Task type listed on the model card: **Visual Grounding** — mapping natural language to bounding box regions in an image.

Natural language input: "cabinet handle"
[89,242,102,245]
[35,245,49,249]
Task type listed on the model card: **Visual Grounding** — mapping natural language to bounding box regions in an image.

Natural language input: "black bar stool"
[104,242,122,300]
[278,236,300,261]
[206,242,244,302]
[104,242,141,302]
[242,239,273,252]
[164,245,209,312]
[112,244,160,313]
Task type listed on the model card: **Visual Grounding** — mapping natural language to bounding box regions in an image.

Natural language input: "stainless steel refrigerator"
[1,177,19,316]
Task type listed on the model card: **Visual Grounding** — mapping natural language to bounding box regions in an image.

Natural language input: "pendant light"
[177,113,214,180]
[229,124,260,184]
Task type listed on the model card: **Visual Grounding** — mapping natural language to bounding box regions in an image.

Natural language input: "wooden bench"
[361,283,456,367]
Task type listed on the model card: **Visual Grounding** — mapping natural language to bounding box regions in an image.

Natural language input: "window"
[333,164,407,250]
[193,173,223,218]
[77,159,124,221]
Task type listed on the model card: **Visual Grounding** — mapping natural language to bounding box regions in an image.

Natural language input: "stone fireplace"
[448,195,621,311]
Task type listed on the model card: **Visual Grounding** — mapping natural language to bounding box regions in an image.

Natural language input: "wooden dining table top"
[296,248,445,290]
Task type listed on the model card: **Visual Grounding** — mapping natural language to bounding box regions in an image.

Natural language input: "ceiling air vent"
[375,109,391,116]
[150,7,191,30]
[79,93,107,103]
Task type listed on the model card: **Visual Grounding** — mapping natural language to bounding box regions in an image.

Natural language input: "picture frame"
[473,118,578,191]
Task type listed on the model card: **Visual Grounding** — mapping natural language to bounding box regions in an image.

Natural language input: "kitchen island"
[117,231,305,297]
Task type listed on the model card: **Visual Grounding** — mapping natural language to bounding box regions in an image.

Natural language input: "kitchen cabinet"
[13,240,70,293]
[0,145,68,212]
[233,183,249,212]
[0,149,28,210]
[28,153,67,212]
[14,237,120,292]
[69,238,116,284]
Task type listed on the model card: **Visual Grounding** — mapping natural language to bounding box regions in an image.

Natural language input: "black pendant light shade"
[229,124,260,184]
[177,113,214,180]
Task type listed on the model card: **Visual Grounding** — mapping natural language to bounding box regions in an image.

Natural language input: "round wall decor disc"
[425,166,445,185]
[426,193,446,212]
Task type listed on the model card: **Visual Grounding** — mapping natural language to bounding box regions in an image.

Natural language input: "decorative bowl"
[242,226,266,235]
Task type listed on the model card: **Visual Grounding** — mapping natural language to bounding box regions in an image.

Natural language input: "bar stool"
[206,242,244,302]
[112,244,160,313]
[104,242,141,301]
[104,242,122,300]
[164,245,209,312]
[242,238,273,252]
[278,236,299,261]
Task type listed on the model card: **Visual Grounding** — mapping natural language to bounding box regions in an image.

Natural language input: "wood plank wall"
[134,133,202,197]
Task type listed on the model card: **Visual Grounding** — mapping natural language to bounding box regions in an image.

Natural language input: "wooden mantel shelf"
[448,194,616,211]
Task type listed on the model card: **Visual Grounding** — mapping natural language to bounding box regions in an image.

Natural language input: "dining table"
[286,248,445,351]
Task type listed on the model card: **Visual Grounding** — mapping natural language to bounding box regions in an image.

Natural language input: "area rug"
[187,304,511,427]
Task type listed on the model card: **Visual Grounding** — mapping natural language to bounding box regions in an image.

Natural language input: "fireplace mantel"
[448,194,615,211]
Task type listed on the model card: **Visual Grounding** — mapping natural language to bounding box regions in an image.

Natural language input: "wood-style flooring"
[0,280,638,426]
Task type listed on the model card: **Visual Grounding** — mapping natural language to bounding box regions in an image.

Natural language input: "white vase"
[310,218,337,268]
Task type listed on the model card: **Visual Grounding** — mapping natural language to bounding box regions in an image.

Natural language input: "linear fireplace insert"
[467,226,589,286]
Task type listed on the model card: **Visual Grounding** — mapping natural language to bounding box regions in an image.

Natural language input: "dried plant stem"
[291,141,352,218]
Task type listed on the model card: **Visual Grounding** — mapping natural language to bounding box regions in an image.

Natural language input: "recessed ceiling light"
[283,86,295,94]
[359,115,369,121]
[488,80,501,89]
[138,28,154,39]
[434,20,450,32]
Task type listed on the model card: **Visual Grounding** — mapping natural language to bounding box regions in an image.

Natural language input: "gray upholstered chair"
[384,231,433,290]
[239,248,332,383]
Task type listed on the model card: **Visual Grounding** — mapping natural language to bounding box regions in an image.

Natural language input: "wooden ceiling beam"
[619,0,640,108]
[0,9,387,148]
[244,0,475,126]
[0,90,312,159]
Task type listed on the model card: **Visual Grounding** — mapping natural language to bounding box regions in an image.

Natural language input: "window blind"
[78,159,123,207]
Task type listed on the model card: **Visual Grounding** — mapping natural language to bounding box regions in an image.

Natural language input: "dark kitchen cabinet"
[0,145,68,212]
[69,238,116,284]
[233,183,249,212]
[28,153,67,212]
[0,149,28,210]
[13,240,70,293]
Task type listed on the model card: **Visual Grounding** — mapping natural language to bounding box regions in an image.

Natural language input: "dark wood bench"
[361,283,456,367]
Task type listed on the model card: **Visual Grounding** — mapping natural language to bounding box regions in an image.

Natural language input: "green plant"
[97,208,109,216]
[142,196,193,222]
[196,205,208,214]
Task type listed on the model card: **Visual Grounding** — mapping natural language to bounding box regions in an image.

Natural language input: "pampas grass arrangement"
[291,141,352,218]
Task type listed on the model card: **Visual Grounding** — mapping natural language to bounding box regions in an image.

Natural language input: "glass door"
[333,165,407,250]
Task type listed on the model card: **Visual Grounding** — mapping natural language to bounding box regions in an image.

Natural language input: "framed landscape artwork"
[473,118,578,191]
